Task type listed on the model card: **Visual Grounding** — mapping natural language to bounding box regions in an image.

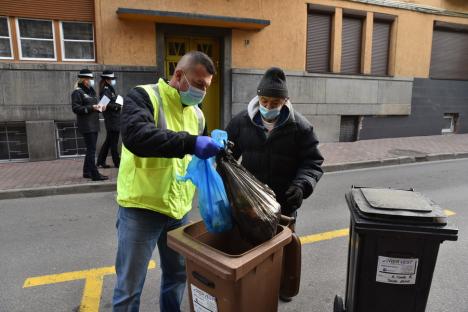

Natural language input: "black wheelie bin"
[334,186,458,312]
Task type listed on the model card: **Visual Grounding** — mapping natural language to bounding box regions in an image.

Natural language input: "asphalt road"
[0,158,466,312]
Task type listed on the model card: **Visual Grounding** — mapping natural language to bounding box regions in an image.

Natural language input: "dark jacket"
[120,85,199,158]
[100,84,121,132]
[225,96,324,209]
[71,83,100,133]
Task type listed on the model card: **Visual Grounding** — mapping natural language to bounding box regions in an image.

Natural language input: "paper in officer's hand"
[99,95,110,106]
[97,95,110,112]
[116,95,124,106]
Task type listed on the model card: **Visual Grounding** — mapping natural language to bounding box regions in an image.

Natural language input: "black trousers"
[97,130,120,166]
[82,132,100,177]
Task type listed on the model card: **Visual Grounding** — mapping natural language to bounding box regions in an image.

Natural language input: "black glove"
[283,185,303,215]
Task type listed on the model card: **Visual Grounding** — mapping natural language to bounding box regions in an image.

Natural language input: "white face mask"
[89,79,95,88]
[111,80,116,86]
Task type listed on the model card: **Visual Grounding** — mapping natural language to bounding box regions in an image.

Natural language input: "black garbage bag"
[216,144,281,245]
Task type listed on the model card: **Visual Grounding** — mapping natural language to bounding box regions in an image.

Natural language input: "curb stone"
[322,153,467,173]
[0,182,116,200]
[1,153,467,200]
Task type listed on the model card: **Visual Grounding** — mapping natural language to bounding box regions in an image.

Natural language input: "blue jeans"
[112,207,188,312]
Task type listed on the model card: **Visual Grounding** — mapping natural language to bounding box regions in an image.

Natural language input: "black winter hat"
[78,69,93,78]
[101,70,115,79]
[257,67,288,98]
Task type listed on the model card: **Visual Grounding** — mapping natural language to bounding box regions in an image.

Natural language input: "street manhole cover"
[388,149,427,157]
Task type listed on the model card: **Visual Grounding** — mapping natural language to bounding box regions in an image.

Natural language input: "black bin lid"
[351,187,447,225]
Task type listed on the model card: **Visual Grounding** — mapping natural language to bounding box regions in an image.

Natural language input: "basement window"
[442,113,458,134]
[55,121,86,157]
[0,122,29,161]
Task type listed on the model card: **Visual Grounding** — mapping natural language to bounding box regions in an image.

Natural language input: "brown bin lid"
[167,221,292,281]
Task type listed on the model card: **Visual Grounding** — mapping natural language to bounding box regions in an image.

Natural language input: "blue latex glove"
[194,136,221,159]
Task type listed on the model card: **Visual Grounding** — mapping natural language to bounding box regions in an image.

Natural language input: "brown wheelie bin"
[279,215,302,300]
[168,220,292,312]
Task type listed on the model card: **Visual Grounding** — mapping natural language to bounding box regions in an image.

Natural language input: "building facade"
[1,0,468,161]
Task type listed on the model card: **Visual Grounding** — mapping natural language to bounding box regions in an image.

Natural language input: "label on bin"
[191,284,218,312]
[376,256,419,285]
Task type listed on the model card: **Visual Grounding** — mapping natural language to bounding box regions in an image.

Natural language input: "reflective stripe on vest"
[151,84,167,130]
[117,79,205,219]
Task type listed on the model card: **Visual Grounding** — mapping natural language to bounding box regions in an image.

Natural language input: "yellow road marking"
[22,210,457,311]
[299,210,456,245]
[80,275,105,312]
[300,228,349,245]
[444,209,456,216]
[23,260,156,312]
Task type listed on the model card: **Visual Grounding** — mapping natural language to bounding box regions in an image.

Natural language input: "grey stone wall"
[0,63,158,161]
[359,78,468,139]
[25,120,57,161]
[0,63,158,122]
[231,69,413,142]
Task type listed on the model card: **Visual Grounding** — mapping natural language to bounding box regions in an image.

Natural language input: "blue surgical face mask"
[259,105,281,120]
[110,80,116,86]
[89,79,95,88]
[179,72,206,106]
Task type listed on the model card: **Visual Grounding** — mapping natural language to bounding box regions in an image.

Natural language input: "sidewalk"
[1,134,468,199]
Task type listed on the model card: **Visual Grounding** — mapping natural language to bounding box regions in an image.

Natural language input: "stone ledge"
[231,68,414,82]
[0,62,158,72]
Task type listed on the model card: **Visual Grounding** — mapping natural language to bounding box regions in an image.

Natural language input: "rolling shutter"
[371,20,391,76]
[306,12,332,73]
[0,0,94,22]
[342,16,363,74]
[430,23,468,80]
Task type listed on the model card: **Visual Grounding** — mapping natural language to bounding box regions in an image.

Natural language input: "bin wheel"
[333,295,345,312]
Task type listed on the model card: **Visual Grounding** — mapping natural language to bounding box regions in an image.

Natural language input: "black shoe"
[83,173,91,179]
[92,174,109,181]
[97,163,111,168]
[279,295,293,302]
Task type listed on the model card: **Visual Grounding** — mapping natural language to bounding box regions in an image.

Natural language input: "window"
[430,22,468,80]
[16,18,55,60]
[442,113,458,134]
[306,11,332,73]
[0,17,13,59]
[55,121,86,157]
[61,21,95,61]
[339,116,360,142]
[0,123,29,161]
[341,15,363,75]
[372,19,392,76]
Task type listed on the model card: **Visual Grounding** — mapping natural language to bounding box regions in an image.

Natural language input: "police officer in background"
[71,69,108,181]
[97,70,121,168]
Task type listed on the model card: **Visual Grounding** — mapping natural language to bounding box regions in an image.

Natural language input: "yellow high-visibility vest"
[117,78,204,219]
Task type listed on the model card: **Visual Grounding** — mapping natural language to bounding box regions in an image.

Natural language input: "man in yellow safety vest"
[112,51,220,312]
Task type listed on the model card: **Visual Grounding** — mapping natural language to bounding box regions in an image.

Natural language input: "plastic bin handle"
[192,271,215,289]
[280,215,296,226]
